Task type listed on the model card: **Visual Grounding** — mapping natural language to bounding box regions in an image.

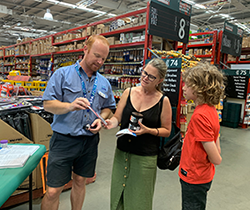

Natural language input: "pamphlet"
[0,145,40,169]
[116,128,137,138]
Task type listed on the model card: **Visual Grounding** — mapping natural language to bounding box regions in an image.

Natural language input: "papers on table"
[0,145,40,169]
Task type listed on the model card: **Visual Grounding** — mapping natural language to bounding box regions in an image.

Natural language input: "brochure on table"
[0,145,39,169]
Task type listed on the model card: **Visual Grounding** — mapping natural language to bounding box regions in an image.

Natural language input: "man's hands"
[69,97,90,112]
[86,119,103,134]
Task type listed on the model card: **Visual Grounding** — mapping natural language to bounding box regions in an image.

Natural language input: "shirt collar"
[76,60,97,81]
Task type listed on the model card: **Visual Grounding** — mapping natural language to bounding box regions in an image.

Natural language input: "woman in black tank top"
[106,58,172,210]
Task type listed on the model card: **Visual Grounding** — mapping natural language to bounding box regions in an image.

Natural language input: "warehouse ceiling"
[0,0,250,46]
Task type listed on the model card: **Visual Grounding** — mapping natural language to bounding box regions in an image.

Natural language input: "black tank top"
[117,88,164,156]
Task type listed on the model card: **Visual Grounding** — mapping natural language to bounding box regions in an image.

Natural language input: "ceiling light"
[44,9,53,20]
[76,0,96,7]
[219,14,230,18]
[193,4,206,9]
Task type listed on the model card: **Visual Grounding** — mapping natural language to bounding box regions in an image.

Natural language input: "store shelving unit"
[176,30,218,64]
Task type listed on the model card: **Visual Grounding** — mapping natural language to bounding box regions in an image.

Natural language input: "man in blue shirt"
[41,35,116,210]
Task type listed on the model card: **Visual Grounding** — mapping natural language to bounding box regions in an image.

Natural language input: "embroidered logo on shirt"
[101,86,106,91]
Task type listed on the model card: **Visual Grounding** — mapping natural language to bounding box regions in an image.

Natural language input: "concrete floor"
[5,125,250,210]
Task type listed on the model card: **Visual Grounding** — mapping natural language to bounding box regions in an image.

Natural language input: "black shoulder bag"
[157,122,183,170]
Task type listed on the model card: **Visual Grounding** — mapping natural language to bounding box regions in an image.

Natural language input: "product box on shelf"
[187,103,195,113]
[86,26,92,36]
[242,36,250,48]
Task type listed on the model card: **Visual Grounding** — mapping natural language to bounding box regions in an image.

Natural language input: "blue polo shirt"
[42,61,116,136]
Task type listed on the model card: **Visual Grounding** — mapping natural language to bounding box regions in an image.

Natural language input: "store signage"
[148,0,192,44]
[162,58,182,106]
[222,69,250,77]
[225,75,248,99]
[221,21,243,57]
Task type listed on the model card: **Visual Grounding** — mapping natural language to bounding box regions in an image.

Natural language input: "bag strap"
[159,95,164,115]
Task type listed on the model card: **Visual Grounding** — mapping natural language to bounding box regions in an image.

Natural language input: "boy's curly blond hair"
[182,62,225,106]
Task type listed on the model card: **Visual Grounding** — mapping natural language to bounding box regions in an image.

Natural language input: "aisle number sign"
[148,0,192,44]
[221,21,243,57]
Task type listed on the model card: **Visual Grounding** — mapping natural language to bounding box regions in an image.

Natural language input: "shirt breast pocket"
[63,86,82,102]
[95,90,108,109]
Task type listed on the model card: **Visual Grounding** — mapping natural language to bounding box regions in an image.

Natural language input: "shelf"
[241,47,250,53]
[16,68,28,70]
[15,41,32,46]
[227,61,250,64]
[16,63,29,65]
[54,49,84,54]
[4,55,15,58]
[30,53,52,57]
[178,43,213,49]
[104,62,141,65]
[110,41,145,49]
[0,72,9,75]
[102,74,141,77]
[194,54,212,58]
[15,54,30,57]
[52,36,89,46]
[4,64,15,66]
[102,25,146,37]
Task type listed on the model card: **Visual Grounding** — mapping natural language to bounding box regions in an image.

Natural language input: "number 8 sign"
[148,0,191,44]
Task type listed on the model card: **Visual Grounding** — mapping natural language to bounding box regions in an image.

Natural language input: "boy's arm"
[202,141,222,165]
[216,136,221,154]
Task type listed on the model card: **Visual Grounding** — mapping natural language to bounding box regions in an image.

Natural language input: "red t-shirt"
[179,104,220,184]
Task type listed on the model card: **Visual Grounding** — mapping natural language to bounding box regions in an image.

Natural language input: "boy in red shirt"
[179,62,225,210]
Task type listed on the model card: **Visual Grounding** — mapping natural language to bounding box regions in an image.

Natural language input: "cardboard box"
[11,170,37,196]
[82,29,87,37]
[153,36,162,43]
[106,37,118,45]
[0,120,33,144]
[0,120,36,193]
[29,113,53,151]
[97,28,102,34]
[180,123,187,132]
[36,163,43,189]
[86,27,92,36]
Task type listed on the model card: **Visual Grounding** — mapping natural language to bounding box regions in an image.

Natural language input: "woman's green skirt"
[111,148,157,210]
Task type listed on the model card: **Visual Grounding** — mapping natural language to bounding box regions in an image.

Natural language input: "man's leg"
[41,186,64,210]
[71,172,87,210]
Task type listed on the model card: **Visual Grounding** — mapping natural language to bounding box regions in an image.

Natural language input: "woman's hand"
[131,121,148,136]
[104,117,119,129]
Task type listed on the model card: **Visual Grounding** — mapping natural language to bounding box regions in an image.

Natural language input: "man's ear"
[83,44,88,53]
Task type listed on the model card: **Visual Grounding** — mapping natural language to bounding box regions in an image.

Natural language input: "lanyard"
[75,63,98,108]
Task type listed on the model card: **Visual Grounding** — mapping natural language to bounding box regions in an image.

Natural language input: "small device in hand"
[85,124,97,130]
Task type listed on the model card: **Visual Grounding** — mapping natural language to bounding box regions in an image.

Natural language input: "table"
[0,144,46,209]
